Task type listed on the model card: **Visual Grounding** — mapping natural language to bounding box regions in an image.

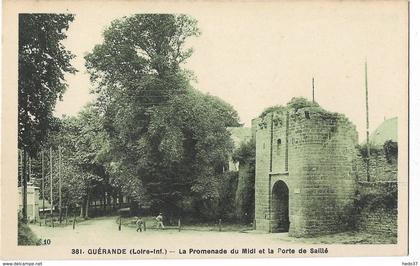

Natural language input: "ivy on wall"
[356,140,398,163]
[355,182,398,212]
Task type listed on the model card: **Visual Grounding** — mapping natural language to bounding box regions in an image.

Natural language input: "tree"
[85,14,241,220]
[18,14,76,222]
[42,104,111,219]
[72,105,111,217]
[85,14,200,112]
[62,105,110,218]
[139,91,240,219]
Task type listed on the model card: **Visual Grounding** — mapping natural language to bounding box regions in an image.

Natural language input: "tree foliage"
[19,14,76,156]
[38,104,111,218]
[18,13,76,223]
[232,139,256,165]
[84,14,240,220]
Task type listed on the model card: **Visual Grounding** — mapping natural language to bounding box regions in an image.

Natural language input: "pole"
[119,216,122,231]
[50,147,54,227]
[22,150,28,223]
[29,156,32,183]
[312,77,315,103]
[218,219,222,232]
[268,113,274,231]
[365,59,371,182]
[41,150,45,223]
[58,146,62,223]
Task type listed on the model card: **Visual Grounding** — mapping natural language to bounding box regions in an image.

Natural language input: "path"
[29,216,293,247]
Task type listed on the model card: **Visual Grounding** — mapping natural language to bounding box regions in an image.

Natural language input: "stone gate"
[253,99,358,237]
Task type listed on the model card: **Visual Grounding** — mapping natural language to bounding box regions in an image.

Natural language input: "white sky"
[54,1,407,142]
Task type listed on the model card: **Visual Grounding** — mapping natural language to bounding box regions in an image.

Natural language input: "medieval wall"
[353,135,398,239]
[254,102,358,237]
[235,160,255,223]
[355,181,398,238]
[355,150,398,182]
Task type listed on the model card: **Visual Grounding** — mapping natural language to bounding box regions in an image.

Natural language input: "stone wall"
[356,181,398,237]
[355,149,398,182]
[254,101,358,237]
[357,208,397,236]
[235,160,255,223]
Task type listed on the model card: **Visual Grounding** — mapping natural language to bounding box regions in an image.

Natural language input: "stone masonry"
[253,99,358,237]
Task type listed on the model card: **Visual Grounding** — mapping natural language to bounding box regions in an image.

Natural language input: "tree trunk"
[49,147,53,222]
[41,150,45,221]
[119,193,122,208]
[58,146,62,223]
[80,200,85,218]
[102,193,106,213]
[85,194,90,218]
[107,193,112,212]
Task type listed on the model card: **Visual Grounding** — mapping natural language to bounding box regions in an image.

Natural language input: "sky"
[54,1,408,142]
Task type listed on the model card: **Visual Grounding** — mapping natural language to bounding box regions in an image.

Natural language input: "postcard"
[1,0,409,260]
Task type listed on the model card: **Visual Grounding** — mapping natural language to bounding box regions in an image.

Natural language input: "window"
[277,139,282,155]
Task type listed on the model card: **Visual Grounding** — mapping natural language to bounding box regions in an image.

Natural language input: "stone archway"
[271,180,289,232]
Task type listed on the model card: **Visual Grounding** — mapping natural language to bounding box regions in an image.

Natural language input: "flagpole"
[312,77,315,103]
[365,59,371,182]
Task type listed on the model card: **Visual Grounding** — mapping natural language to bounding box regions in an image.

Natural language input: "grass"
[18,219,41,245]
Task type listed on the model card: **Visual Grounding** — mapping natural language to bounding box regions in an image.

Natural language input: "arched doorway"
[271,180,289,232]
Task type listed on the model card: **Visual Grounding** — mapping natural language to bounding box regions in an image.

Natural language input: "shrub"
[356,143,382,158]
[383,140,398,163]
[18,217,41,246]
[355,183,398,212]
[286,97,319,111]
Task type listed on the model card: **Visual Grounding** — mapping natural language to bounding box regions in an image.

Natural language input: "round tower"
[254,98,358,236]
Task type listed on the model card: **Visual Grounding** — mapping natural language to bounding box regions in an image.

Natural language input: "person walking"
[155,213,164,230]
[136,217,144,232]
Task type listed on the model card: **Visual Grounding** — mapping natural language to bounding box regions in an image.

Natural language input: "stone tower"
[253,98,358,237]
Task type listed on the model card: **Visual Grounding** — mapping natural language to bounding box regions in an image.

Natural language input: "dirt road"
[29,216,293,247]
